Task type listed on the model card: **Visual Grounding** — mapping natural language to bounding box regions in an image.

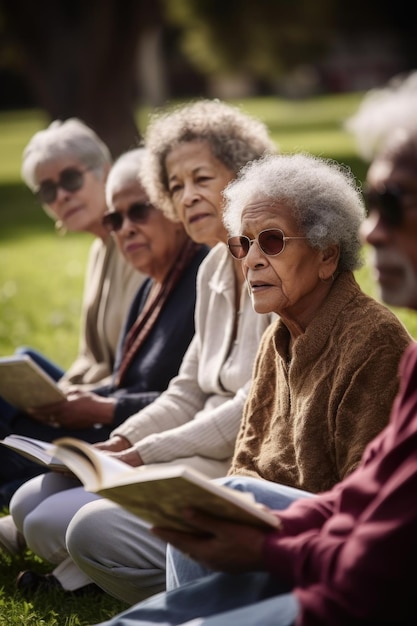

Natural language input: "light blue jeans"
[93,571,299,626]
[167,475,314,590]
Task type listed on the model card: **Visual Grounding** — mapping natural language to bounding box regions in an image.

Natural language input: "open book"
[0,435,67,471]
[41,437,279,533]
[0,355,66,410]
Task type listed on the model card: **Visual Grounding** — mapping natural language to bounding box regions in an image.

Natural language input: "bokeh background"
[1,0,416,364]
[1,0,416,157]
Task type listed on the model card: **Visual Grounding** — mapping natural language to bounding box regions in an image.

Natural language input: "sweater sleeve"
[111,336,208,443]
[134,382,250,463]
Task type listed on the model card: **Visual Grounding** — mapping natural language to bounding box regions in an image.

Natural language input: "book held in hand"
[0,434,66,470]
[0,355,66,410]
[24,436,280,533]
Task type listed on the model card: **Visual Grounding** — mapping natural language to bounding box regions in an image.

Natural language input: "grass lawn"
[0,93,416,625]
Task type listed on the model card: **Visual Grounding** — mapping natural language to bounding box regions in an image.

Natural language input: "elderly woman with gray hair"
[60,98,278,604]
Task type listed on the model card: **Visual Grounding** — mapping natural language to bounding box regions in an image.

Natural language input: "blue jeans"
[167,475,314,590]
[93,571,299,626]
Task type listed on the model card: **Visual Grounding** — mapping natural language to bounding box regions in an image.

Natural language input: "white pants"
[11,456,229,603]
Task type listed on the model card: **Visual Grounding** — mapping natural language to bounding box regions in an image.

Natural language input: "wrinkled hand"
[92,437,143,467]
[152,509,279,573]
[94,435,131,452]
[27,389,115,429]
[105,446,145,467]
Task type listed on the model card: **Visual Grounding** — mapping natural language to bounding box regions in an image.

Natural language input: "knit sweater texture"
[230,271,412,492]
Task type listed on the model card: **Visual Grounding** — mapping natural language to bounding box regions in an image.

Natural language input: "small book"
[0,434,66,470]
[43,437,280,533]
[0,355,66,410]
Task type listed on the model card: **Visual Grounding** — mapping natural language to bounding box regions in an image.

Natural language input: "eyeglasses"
[227,228,307,260]
[35,167,91,204]
[102,202,154,232]
[362,183,405,227]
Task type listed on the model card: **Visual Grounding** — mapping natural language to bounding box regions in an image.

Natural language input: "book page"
[0,435,66,470]
[50,438,137,491]
[97,474,279,532]
[0,355,65,410]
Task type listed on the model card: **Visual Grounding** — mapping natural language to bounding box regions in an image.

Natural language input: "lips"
[375,265,403,281]
[63,206,83,220]
[250,281,273,291]
[125,241,146,254]
[188,212,210,224]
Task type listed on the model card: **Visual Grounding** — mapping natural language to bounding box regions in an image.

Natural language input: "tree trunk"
[1,0,163,158]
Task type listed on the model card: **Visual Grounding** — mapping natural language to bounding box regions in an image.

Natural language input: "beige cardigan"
[63,237,144,387]
[229,271,412,493]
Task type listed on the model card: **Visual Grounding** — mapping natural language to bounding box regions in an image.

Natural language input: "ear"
[319,244,340,281]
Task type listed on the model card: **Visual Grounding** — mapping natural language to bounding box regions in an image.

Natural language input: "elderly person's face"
[237,199,339,329]
[165,140,235,247]
[34,157,107,234]
[105,179,187,283]
[361,145,417,310]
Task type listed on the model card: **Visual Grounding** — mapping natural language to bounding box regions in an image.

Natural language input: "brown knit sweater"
[229,271,412,493]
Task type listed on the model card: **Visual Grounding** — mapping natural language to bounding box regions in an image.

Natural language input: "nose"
[360,210,392,248]
[182,180,200,207]
[117,213,138,236]
[244,239,268,268]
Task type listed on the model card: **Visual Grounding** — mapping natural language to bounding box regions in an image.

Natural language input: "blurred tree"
[166,0,415,93]
[0,0,165,157]
[166,0,336,84]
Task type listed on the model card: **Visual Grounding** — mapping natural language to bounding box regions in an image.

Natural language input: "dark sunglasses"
[102,202,154,232]
[35,167,91,204]
[227,228,306,260]
[362,183,405,227]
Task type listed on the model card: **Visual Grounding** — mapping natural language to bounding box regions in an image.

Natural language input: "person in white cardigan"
[5,100,278,602]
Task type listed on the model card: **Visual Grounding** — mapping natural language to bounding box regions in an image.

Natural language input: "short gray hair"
[105,148,147,210]
[21,118,112,191]
[345,71,417,161]
[141,99,278,219]
[223,152,366,272]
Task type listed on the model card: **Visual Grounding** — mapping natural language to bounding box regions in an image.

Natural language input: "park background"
[0,3,417,624]
[1,0,417,362]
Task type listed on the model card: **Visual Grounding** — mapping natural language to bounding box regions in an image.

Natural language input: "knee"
[217,475,261,492]
[66,501,101,562]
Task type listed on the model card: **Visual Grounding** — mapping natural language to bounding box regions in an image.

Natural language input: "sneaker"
[16,569,104,596]
[0,515,26,555]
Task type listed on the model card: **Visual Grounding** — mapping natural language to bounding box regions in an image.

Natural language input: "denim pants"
[167,475,314,590]
[93,571,299,626]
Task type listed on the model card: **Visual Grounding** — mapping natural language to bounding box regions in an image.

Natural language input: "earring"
[320,273,334,283]
[54,220,67,236]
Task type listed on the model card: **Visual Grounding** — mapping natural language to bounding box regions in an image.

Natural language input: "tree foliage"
[165,0,337,80]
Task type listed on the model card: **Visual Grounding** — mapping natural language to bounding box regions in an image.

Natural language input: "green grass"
[1,93,417,625]
[0,541,128,625]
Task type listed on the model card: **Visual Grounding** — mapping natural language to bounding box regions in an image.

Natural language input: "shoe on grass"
[16,569,104,596]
